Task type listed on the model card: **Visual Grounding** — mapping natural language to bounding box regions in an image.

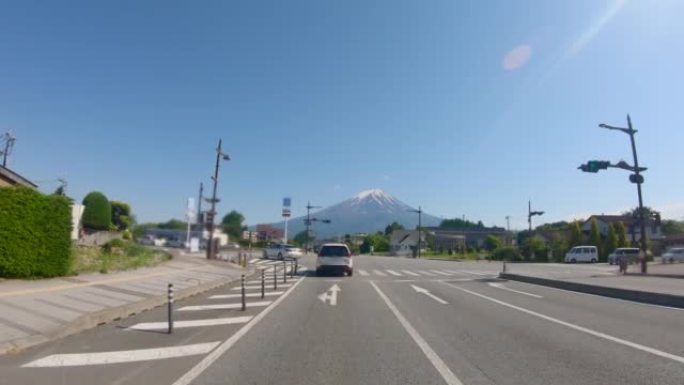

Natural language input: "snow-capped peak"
[351,189,398,207]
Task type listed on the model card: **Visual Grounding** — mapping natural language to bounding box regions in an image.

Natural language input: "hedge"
[0,187,73,278]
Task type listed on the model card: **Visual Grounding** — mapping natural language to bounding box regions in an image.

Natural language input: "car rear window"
[319,246,350,257]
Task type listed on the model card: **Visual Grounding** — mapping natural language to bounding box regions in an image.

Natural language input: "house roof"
[390,230,422,244]
[583,215,637,226]
[0,165,37,188]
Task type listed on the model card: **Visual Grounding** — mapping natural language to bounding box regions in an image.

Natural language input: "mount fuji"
[271,189,442,239]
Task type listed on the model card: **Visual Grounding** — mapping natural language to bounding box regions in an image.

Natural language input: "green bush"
[122,229,132,240]
[490,246,523,261]
[82,191,112,230]
[0,187,73,278]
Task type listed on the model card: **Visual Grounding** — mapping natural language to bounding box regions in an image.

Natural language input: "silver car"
[607,248,640,265]
[662,247,684,263]
[263,244,303,260]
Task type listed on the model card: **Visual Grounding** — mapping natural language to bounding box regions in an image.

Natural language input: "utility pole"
[1,132,16,167]
[197,182,204,228]
[528,201,544,232]
[505,216,511,232]
[205,139,230,260]
[596,115,648,273]
[303,201,330,253]
[408,206,423,259]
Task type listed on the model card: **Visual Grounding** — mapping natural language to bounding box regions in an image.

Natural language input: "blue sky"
[2,0,683,229]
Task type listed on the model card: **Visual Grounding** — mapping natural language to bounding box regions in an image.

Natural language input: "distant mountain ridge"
[268,189,442,239]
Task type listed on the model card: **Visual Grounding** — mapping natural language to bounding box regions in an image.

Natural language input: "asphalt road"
[1,255,682,385]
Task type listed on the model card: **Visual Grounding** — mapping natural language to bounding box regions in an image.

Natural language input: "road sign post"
[167,283,174,334]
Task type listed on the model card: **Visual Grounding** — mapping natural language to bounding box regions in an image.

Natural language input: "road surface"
[1,255,682,385]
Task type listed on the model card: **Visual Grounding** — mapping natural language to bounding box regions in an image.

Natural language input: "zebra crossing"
[355,268,496,279]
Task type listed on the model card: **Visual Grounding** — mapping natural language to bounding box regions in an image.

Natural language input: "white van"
[564,246,599,263]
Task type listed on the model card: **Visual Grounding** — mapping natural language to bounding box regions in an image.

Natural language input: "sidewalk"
[0,249,248,355]
[500,262,684,308]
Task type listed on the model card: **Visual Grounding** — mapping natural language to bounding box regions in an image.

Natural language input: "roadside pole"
[167,283,174,334]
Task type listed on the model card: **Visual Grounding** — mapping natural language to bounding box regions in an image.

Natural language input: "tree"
[157,219,187,230]
[604,223,619,261]
[440,218,481,230]
[549,233,568,262]
[384,221,404,236]
[360,234,390,253]
[569,221,583,247]
[662,220,684,236]
[82,191,112,231]
[293,230,312,247]
[521,235,546,261]
[535,221,570,232]
[484,235,502,251]
[111,201,133,231]
[616,221,630,248]
[588,218,602,256]
[221,210,245,241]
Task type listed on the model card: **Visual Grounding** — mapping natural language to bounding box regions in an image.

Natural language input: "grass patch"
[422,251,487,261]
[71,241,172,275]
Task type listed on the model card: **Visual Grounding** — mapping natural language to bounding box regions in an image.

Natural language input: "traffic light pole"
[626,116,648,274]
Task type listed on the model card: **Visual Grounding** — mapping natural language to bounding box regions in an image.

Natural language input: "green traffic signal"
[579,160,610,173]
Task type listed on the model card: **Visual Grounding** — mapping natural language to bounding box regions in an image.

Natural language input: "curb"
[499,273,684,309]
[624,272,684,279]
[0,269,253,356]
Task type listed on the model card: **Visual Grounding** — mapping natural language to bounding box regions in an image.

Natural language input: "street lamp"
[408,206,423,259]
[206,139,230,260]
[528,201,544,232]
[598,115,648,273]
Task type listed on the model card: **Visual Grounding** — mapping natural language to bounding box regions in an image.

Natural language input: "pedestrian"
[618,254,628,274]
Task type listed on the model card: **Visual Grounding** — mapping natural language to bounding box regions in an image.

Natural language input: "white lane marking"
[254,260,271,265]
[416,270,436,276]
[318,284,341,306]
[127,317,253,331]
[488,283,543,298]
[401,270,420,277]
[373,270,387,277]
[411,285,449,305]
[248,259,260,264]
[440,281,684,365]
[386,270,403,277]
[359,269,370,276]
[23,342,220,368]
[232,284,293,290]
[430,270,453,276]
[370,282,464,385]
[172,277,306,385]
[178,301,272,311]
[210,292,284,299]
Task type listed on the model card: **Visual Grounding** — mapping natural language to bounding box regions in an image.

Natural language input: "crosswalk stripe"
[401,270,420,276]
[359,269,370,276]
[372,270,387,277]
[232,284,293,290]
[22,342,221,367]
[179,301,272,311]
[248,259,259,264]
[254,260,271,265]
[210,292,284,299]
[386,270,403,276]
[416,270,436,276]
[430,270,452,276]
[127,316,253,331]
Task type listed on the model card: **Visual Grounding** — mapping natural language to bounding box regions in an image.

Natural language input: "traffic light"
[578,160,610,173]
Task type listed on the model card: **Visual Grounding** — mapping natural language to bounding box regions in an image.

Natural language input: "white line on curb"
[127,317,253,331]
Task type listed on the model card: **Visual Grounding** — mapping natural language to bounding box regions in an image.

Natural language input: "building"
[425,227,510,250]
[389,230,425,257]
[0,165,37,188]
[241,230,258,243]
[255,224,284,242]
[582,215,663,243]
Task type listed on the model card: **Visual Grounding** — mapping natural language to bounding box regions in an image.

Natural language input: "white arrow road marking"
[210,292,284,299]
[359,269,370,276]
[440,281,684,365]
[318,284,341,306]
[127,316,253,331]
[232,284,292,290]
[22,342,220,367]
[488,283,543,298]
[179,301,272,311]
[411,285,448,305]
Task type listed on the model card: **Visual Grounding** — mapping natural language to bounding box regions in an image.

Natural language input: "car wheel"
[316,268,321,276]
[348,269,353,277]
[278,253,283,260]
[571,258,577,263]
[591,258,597,264]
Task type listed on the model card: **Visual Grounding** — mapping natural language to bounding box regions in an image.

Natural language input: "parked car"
[564,246,598,263]
[316,243,353,276]
[263,243,303,260]
[662,247,684,263]
[166,238,186,248]
[607,248,640,265]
